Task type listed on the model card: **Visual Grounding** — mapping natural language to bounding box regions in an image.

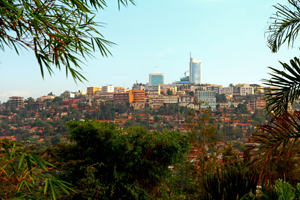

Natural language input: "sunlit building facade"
[189,58,202,85]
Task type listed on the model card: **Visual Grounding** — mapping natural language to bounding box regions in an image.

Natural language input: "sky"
[1,0,300,102]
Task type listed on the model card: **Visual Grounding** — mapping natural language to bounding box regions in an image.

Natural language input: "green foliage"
[266,0,300,53]
[0,0,134,81]
[169,108,219,199]
[234,103,249,114]
[0,140,74,199]
[45,120,190,199]
[247,111,300,185]
[260,179,300,200]
[263,57,300,115]
[216,94,228,103]
[202,164,258,200]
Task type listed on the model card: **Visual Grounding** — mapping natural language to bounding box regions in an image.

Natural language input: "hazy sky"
[1,0,299,102]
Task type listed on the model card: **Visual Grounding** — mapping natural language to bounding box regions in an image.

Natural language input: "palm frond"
[246,111,300,185]
[263,57,300,115]
[266,0,300,52]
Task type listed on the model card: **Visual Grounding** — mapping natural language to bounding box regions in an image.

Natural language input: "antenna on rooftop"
[190,52,191,59]
[155,66,159,73]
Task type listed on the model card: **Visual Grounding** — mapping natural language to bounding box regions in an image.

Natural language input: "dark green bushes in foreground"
[44,120,190,199]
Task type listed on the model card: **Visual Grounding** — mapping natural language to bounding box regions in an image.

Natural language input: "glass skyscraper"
[189,58,202,84]
[149,67,164,86]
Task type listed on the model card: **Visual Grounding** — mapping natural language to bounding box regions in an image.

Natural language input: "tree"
[247,111,300,185]
[1,0,135,82]
[44,121,189,199]
[167,89,173,95]
[154,115,161,123]
[0,140,74,199]
[172,107,219,199]
[234,103,249,114]
[216,93,227,103]
[189,91,194,97]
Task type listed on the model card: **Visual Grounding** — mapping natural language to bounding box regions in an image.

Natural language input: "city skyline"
[1,0,299,102]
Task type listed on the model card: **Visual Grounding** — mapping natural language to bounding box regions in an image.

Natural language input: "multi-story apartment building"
[114,93,129,105]
[219,87,233,95]
[206,86,222,94]
[102,85,114,93]
[114,87,125,93]
[37,95,56,102]
[9,96,24,109]
[149,94,164,108]
[87,87,102,95]
[163,95,178,105]
[129,90,145,109]
[197,91,216,110]
[147,85,161,95]
[96,93,114,101]
[178,94,194,107]
[31,101,46,111]
[248,99,266,110]
[240,87,254,96]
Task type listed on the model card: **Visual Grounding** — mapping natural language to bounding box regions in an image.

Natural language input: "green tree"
[167,89,173,95]
[0,140,74,199]
[154,115,161,123]
[216,93,228,103]
[44,121,189,199]
[171,107,219,199]
[1,0,135,81]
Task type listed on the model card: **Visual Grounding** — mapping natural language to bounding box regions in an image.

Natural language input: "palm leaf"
[246,111,300,185]
[263,57,300,115]
[266,0,300,52]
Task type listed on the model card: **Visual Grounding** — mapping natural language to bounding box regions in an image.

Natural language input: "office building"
[149,67,164,86]
[87,87,102,95]
[147,85,161,95]
[114,87,125,93]
[197,91,216,110]
[189,56,202,85]
[206,86,222,94]
[220,87,233,95]
[114,93,129,105]
[129,90,145,109]
[102,85,114,93]
[240,87,254,96]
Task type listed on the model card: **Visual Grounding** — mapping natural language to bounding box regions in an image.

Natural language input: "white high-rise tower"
[189,54,202,84]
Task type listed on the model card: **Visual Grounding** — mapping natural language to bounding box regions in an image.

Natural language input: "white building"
[189,56,202,85]
[240,87,254,96]
[220,87,233,95]
[102,85,114,93]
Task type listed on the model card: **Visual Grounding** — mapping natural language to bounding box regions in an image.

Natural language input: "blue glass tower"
[149,67,164,86]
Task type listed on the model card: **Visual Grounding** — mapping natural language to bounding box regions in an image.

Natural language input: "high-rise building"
[149,67,164,86]
[189,56,202,85]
